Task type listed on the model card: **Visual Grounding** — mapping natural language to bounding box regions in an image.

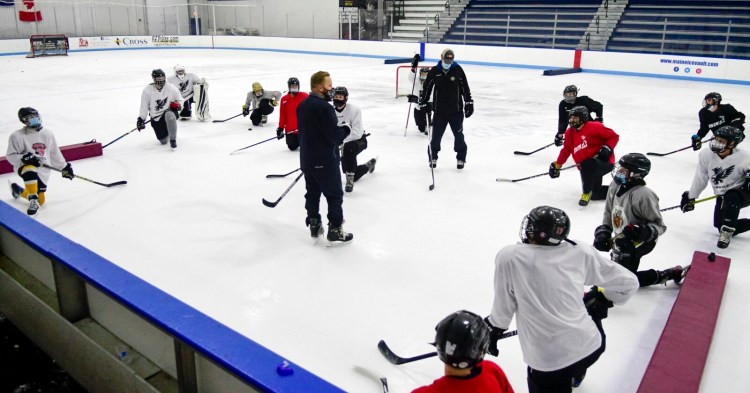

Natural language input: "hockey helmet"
[704,92,722,108]
[520,206,571,245]
[252,82,263,97]
[152,69,166,88]
[18,107,42,129]
[287,77,300,87]
[174,64,186,78]
[613,153,650,185]
[710,125,743,152]
[568,106,589,128]
[419,67,431,81]
[563,85,579,103]
[333,86,349,108]
[433,310,489,369]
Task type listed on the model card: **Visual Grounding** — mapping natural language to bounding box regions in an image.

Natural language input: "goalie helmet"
[710,125,743,152]
[563,84,579,103]
[152,69,166,89]
[520,206,571,245]
[568,106,589,128]
[174,64,186,79]
[613,153,650,185]
[433,310,489,370]
[18,107,42,130]
[704,92,722,108]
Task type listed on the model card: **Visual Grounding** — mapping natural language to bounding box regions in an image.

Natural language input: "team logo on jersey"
[711,165,735,185]
[612,205,625,231]
[179,81,189,92]
[155,98,168,111]
[32,142,46,157]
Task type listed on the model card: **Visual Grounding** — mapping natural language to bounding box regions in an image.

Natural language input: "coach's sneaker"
[10,183,23,199]
[306,217,323,239]
[457,160,465,170]
[27,194,40,216]
[717,225,735,249]
[579,192,592,206]
[365,157,377,174]
[345,173,355,193]
[327,225,353,244]
[170,140,177,148]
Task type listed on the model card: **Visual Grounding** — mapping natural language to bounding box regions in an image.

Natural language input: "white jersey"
[167,73,200,100]
[335,103,365,143]
[139,83,184,122]
[6,126,68,184]
[489,241,638,372]
[688,147,750,198]
[244,90,282,110]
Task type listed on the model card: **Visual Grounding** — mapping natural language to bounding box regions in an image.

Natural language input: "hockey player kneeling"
[194,78,210,122]
[138,69,184,149]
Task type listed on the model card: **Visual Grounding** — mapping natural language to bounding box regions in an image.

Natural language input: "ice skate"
[27,194,40,216]
[578,192,591,206]
[307,217,323,239]
[170,140,177,149]
[655,265,687,285]
[327,225,353,246]
[457,160,465,170]
[717,225,735,249]
[365,157,377,174]
[345,173,355,193]
[10,182,23,199]
[429,159,437,168]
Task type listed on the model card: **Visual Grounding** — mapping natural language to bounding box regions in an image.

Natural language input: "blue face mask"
[613,171,629,185]
[441,61,452,70]
[27,116,42,129]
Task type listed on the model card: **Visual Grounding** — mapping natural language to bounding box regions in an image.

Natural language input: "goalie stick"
[43,164,127,188]
[647,137,714,157]
[513,142,554,156]
[266,168,301,178]
[377,330,518,365]
[496,164,576,183]
[262,172,304,208]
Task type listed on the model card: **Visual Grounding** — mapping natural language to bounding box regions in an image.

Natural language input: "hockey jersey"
[411,361,515,393]
[278,91,309,134]
[603,181,667,243]
[688,147,750,198]
[6,126,67,184]
[167,73,200,100]
[558,96,604,134]
[139,83,184,122]
[335,103,365,144]
[697,104,746,138]
[556,121,619,166]
[245,90,283,110]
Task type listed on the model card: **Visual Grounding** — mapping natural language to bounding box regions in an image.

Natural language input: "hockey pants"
[152,110,178,144]
[341,137,369,181]
[612,240,663,287]
[430,111,466,161]
[250,99,275,126]
[180,97,194,118]
[414,107,428,132]
[714,189,750,235]
[285,132,299,151]
[17,165,47,205]
[304,166,344,228]
[579,158,613,198]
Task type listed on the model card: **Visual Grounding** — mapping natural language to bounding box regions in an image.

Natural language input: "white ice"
[1,48,748,393]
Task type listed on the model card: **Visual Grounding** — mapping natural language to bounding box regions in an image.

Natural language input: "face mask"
[612,165,630,186]
[441,61,452,70]
[154,78,166,89]
[324,89,333,102]
[289,86,299,93]
[333,99,346,108]
[710,139,728,153]
[27,116,42,129]
[569,116,583,128]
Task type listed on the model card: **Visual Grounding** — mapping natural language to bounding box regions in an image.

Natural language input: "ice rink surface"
[1,48,749,392]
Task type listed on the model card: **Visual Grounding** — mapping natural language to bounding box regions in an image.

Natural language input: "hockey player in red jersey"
[276,77,309,151]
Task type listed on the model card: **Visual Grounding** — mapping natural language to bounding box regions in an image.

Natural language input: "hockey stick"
[647,137,714,157]
[514,142,554,156]
[353,366,389,393]
[496,164,576,183]
[378,330,518,365]
[660,195,718,212]
[102,118,152,149]
[212,113,243,123]
[229,136,277,155]
[43,164,127,188]
[266,168,301,178]
[427,112,435,191]
[262,172,304,208]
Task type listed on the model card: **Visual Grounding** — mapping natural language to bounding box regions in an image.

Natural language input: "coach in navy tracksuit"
[297,71,352,241]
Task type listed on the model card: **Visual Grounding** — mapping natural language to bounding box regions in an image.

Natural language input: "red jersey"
[278,91,309,134]
[412,361,515,393]
[555,121,619,167]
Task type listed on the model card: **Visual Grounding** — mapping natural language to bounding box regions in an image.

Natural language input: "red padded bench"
[0,141,102,175]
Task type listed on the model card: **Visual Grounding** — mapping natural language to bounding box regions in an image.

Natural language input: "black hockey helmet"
[433,310,489,369]
[704,92,722,107]
[568,106,589,128]
[18,107,39,123]
[152,69,166,78]
[710,125,743,152]
[613,153,650,185]
[152,69,166,88]
[563,85,579,103]
[333,86,349,101]
[520,206,571,245]
[287,77,300,87]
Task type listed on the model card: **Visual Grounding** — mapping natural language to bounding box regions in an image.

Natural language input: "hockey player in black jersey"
[690,92,745,151]
[554,85,603,147]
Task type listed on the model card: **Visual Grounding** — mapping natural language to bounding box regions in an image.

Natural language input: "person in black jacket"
[555,85,603,147]
[419,48,473,170]
[297,71,353,244]
[690,92,745,151]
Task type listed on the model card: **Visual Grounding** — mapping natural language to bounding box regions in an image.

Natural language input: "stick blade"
[496,178,513,182]
[106,181,128,187]
[428,184,435,190]
[646,152,667,157]
[513,151,533,155]
[377,340,404,365]
[262,198,279,208]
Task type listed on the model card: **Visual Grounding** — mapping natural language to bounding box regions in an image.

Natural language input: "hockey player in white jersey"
[333,86,377,193]
[167,64,201,120]
[242,82,282,127]
[138,69,184,148]
[680,125,750,248]
[7,107,74,216]
[406,67,432,134]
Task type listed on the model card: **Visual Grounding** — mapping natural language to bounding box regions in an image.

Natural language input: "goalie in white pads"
[193,78,210,122]
[7,107,74,216]
[167,64,201,120]
[138,69,184,148]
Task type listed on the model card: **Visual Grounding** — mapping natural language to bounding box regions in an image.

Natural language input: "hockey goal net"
[395,65,433,98]
[28,34,69,58]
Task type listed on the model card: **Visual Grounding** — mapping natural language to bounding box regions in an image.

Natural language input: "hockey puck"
[276,360,294,376]
[708,252,716,262]
[248,127,253,131]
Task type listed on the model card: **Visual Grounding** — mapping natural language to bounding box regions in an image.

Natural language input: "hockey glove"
[21,153,41,167]
[417,99,428,112]
[680,191,695,213]
[483,317,506,357]
[407,94,419,104]
[464,101,474,118]
[594,117,604,123]
[271,99,279,107]
[548,162,561,178]
[242,105,250,117]
[276,127,285,140]
[340,122,351,139]
[622,224,652,242]
[411,53,420,68]
[583,286,613,320]
[136,117,146,131]
[593,225,613,252]
[554,133,564,147]
[597,145,613,161]
[61,163,74,180]
[169,101,181,110]
[742,174,750,193]
[691,134,702,151]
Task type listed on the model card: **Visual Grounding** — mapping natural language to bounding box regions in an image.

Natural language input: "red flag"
[19,0,42,22]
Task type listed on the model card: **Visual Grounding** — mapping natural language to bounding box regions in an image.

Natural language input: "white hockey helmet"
[174,64,186,78]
